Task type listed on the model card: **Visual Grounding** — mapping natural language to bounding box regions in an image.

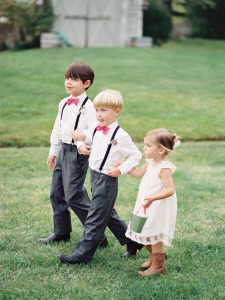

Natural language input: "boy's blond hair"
[93,89,124,110]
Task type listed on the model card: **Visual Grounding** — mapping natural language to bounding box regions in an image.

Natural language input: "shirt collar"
[107,120,118,130]
[69,91,87,104]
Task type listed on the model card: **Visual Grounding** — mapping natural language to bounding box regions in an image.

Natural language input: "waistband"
[91,169,118,182]
[62,143,77,150]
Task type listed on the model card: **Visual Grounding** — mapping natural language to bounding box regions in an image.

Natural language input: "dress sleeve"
[158,161,177,174]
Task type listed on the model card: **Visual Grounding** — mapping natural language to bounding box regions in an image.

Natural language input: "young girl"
[125,128,180,276]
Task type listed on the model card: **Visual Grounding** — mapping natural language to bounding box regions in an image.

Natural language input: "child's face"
[65,77,90,97]
[143,136,162,160]
[95,106,121,127]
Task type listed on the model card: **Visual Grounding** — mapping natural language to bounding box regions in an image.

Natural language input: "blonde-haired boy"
[58,89,143,264]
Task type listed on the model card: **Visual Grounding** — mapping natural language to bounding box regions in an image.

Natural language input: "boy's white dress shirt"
[49,92,96,157]
[78,120,142,175]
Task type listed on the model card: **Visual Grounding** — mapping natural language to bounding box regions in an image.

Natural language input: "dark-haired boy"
[39,61,107,247]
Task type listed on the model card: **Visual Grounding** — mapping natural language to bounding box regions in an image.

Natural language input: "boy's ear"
[84,80,91,89]
[115,108,121,117]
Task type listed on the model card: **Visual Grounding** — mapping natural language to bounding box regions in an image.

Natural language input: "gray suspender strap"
[92,125,120,172]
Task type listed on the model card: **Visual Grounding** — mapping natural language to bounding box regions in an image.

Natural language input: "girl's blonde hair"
[93,89,124,110]
[145,128,180,154]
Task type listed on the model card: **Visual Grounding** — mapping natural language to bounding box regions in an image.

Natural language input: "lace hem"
[126,230,173,247]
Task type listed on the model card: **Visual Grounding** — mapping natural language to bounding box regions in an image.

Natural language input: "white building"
[51,0,144,47]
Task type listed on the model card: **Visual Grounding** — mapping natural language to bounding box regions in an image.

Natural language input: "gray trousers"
[50,144,106,244]
[71,170,131,262]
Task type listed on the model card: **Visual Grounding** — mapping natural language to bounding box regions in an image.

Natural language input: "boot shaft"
[151,252,165,271]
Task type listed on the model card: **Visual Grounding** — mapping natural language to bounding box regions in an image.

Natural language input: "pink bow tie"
[96,124,110,135]
[67,98,79,105]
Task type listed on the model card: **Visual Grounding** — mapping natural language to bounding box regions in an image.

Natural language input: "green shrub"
[0,0,54,50]
[186,0,225,39]
[143,0,172,45]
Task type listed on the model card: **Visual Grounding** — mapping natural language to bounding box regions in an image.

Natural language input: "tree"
[185,0,225,39]
[143,0,172,45]
[0,0,54,50]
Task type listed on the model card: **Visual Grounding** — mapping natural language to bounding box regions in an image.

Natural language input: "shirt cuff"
[49,147,60,157]
[77,141,85,153]
[118,164,131,175]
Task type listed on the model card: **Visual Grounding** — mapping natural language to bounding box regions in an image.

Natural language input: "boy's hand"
[72,129,86,141]
[143,197,154,208]
[114,160,124,167]
[108,167,121,177]
[47,155,56,169]
[79,145,92,155]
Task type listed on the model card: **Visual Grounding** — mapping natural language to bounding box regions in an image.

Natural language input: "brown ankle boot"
[141,245,152,269]
[139,252,165,276]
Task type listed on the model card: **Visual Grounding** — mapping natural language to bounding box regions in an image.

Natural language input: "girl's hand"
[108,167,121,177]
[114,160,124,167]
[143,197,154,208]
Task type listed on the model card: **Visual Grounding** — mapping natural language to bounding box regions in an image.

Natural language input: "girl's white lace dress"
[125,159,177,247]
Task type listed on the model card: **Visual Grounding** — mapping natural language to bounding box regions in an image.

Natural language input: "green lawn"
[1,39,224,299]
[0,142,224,299]
[0,39,225,146]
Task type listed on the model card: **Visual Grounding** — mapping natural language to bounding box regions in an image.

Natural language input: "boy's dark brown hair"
[65,61,94,90]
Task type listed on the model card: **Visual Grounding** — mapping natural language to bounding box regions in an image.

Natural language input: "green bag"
[130,204,147,233]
